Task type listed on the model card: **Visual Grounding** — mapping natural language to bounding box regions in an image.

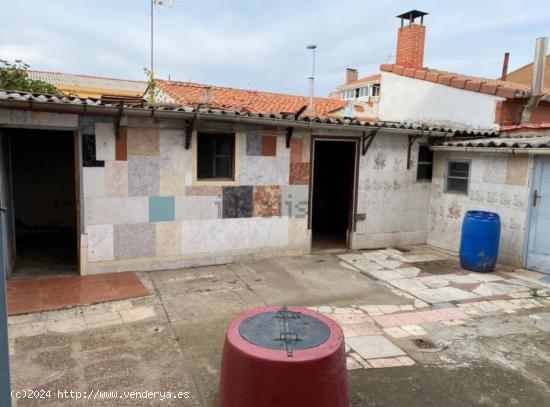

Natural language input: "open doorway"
[5,129,78,278]
[311,139,357,251]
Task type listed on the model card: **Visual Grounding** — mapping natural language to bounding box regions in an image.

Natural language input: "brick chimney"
[346,68,358,84]
[395,10,428,69]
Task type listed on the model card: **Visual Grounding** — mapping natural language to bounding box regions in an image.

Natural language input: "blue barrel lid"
[465,210,500,220]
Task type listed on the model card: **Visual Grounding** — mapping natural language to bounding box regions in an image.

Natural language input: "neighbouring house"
[0,9,548,281]
[374,11,550,271]
[27,71,146,99]
[331,71,381,120]
[506,54,550,89]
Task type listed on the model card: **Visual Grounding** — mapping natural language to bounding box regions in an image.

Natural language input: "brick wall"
[396,24,426,69]
[495,100,550,126]
[506,55,550,89]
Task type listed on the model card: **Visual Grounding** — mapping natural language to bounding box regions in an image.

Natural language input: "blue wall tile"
[149,196,175,222]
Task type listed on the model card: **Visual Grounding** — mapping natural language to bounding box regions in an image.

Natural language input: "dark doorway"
[7,129,78,277]
[311,140,356,251]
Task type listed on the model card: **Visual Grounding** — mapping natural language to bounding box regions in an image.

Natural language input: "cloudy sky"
[2,1,549,97]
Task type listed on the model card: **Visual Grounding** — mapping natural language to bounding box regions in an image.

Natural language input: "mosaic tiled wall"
[352,134,431,249]
[427,152,531,267]
[82,118,311,273]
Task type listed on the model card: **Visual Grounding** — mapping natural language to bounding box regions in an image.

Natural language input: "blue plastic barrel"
[459,211,501,272]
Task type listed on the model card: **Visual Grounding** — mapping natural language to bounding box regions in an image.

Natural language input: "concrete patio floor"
[7,246,550,406]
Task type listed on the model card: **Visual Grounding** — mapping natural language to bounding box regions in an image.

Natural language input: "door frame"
[525,155,550,271]
[1,127,82,275]
[308,136,360,248]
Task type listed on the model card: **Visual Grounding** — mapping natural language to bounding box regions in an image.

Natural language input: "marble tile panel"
[86,224,114,261]
[281,185,309,218]
[159,129,185,170]
[240,156,290,185]
[84,197,148,225]
[156,221,181,256]
[289,162,310,185]
[290,137,303,163]
[160,171,185,196]
[149,196,175,222]
[82,134,104,167]
[253,186,282,217]
[114,223,156,260]
[128,156,160,196]
[127,127,160,156]
[170,146,193,173]
[105,161,128,197]
[115,127,128,161]
[185,186,223,196]
[246,132,262,156]
[261,135,277,156]
[222,186,253,218]
[175,196,222,220]
[95,122,116,161]
[83,167,106,198]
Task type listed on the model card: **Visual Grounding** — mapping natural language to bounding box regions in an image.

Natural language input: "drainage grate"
[411,338,438,350]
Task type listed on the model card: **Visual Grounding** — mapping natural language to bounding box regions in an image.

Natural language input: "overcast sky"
[1,1,549,97]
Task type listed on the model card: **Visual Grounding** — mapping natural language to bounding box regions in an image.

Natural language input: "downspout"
[521,37,547,123]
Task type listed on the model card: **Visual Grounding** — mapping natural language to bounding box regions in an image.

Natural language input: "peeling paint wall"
[378,72,503,130]
[427,152,532,267]
[352,133,431,249]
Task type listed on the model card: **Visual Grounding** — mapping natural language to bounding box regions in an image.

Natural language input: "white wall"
[378,72,503,130]
[427,152,532,267]
[352,133,431,249]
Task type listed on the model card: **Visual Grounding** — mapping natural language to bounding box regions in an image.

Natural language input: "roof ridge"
[28,70,147,84]
[155,79,339,102]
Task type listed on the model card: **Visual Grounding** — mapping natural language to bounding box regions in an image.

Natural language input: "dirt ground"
[7,246,550,406]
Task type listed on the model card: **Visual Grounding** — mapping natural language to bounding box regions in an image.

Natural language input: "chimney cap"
[396,10,428,25]
[346,68,358,72]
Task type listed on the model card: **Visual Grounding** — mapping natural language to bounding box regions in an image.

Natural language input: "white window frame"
[445,159,471,195]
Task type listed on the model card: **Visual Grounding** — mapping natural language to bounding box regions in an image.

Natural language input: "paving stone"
[414,299,430,308]
[442,274,481,284]
[395,267,422,278]
[8,322,47,338]
[509,299,540,309]
[383,327,410,338]
[318,306,332,314]
[416,276,450,289]
[414,287,479,304]
[119,306,156,323]
[359,305,383,316]
[346,335,406,360]
[440,319,466,326]
[368,357,403,368]
[471,301,502,312]
[490,300,521,312]
[46,318,86,334]
[348,352,371,368]
[470,273,505,282]
[401,325,428,336]
[391,279,429,292]
[346,355,363,370]
[399,305,415,311]
[376,305,400,314]
[368,270,407,281]
[395,356,416,366]
[373,259,403,270]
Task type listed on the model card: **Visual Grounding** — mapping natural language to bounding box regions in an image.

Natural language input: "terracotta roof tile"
[156,80,344,117]
[380,64,550,99]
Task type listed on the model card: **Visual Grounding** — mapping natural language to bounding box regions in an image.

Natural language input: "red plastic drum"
[218,306,349,407]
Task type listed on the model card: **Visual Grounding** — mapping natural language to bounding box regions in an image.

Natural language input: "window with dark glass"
[416,144,433,181]
[197,132,235,179]
[445,160,470,194]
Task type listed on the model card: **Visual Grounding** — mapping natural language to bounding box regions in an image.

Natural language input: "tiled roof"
[437,135,550,149]
[0,90,498,136]
[28,70,146,95]
[155,79,345,117]
[337,74,381,91]
[380,64,550,99]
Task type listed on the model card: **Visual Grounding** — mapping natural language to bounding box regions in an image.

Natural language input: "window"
[358,87,369,98]
[197,132,235,180]
[416,144,433,181]
[445,160,471,194]
[371,84,380,96]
